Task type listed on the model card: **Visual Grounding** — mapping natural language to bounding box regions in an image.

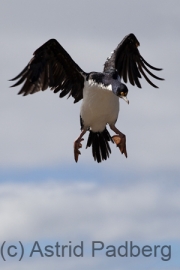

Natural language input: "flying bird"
[10,33,164,163]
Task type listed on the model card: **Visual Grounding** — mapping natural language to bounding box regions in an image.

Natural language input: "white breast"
[80,80,119,132]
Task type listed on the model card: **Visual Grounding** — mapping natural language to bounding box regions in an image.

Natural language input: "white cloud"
[0,180,179,242]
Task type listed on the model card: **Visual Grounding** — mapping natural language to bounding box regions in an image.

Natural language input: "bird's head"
[117,84,129,104]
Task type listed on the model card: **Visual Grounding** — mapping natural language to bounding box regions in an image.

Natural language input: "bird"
[10,33,164,163]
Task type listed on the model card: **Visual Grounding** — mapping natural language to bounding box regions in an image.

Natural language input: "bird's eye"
[120,92,127,97]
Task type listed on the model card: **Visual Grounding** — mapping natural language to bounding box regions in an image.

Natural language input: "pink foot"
[74,138,84,162]
[112,134,127,158]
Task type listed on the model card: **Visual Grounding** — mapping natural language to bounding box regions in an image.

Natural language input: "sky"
[0,0,180,269]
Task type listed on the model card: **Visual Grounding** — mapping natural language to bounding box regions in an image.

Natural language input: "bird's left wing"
[103,33,164,88]
[10,39,87,103]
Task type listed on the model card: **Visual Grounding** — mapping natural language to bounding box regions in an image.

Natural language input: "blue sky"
[0,0,180,269]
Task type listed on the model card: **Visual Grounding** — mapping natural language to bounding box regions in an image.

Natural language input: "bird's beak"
[121,96,129,104]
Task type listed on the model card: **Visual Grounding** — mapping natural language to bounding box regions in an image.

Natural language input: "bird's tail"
[86,128,113,163]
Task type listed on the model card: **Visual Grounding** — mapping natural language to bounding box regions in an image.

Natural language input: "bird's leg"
[74,129,87,162]
[109,124,127,158]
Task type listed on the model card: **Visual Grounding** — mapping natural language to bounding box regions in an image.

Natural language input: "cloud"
[1,179,179,269]
[0,179,179,242]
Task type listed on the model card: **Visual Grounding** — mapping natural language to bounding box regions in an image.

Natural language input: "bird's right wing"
[10,39,87,103]
[103,33,164,88]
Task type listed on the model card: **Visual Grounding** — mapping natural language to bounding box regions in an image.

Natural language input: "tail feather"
[86,128,113,163]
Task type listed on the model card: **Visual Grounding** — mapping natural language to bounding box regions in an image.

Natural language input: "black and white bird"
[10,33,164,163]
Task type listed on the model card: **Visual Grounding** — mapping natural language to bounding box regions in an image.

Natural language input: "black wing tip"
[140,55,163,71]
[9,81,20,88]
[9,76,21,82]
[9,79,15,87]
[9,78,15,82]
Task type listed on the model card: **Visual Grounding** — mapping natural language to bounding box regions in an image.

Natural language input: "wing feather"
[103,33,164,88]
[137,62,159,88]
[140,61,164,81]
[127,56,135,86]
[122,55,128,83]
[10,39,87,103]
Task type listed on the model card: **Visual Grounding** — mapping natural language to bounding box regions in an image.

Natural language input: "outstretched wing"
[10,39,87,103]
[103,33,164,88]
